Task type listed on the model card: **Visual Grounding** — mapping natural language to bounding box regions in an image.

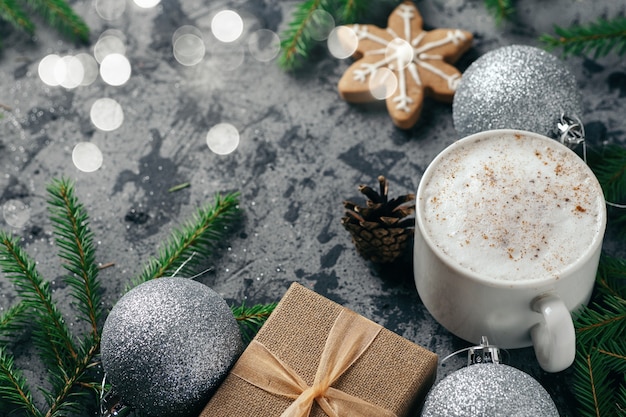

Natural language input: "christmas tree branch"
[278,0,373,70]
[540,16,626,58]
[47,178,102,343]
[587,144,626,233]
[24,0,89,42]
[232,302,277,344]
[0,347,42,417]
[573,252,626,415]
[0,0,34,34]
[483,0,514,24]
[0,232,79,382]
[130,192,240,288]
[0,302,27,340]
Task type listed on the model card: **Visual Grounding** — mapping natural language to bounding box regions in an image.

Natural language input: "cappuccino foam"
[420,133,605,281]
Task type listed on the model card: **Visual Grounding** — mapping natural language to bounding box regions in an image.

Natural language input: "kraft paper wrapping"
[200,282,438,417]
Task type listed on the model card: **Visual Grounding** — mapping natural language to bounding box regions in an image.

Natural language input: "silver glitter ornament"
[101,278,243,417]
[421,337,559,417]
[452,45,582,138]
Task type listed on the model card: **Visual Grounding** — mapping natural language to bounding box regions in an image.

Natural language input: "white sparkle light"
[247,29,280,62]
[211,10,243,43]
[100,53,131,86]
[206,123,240,155]
[173,26,205,66]
[308,9,335,41]
[90,98,124,131]
[327,26,358,59]
[72,142,104,172]
[95,0,126,20]
[38,54,62,86]
[369,68,398,100]
[2,199,31,228]
[94,32,126,63]
[133,0,160,8]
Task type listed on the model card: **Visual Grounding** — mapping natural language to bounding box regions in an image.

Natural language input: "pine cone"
[342,175,415,263]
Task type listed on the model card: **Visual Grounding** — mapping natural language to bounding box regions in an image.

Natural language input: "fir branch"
[588,143,626,232]
[0,232,79,386]
[336,0,367,22]
[483,0,515,24]
[231,302,277,344]
[130,192,240,287]
[0,0,35,34]
[0,301,27,339]
[575,294,626,346]
[596,253,626,299]
[24,0,89,43]
[279,0,330,70]
[540,16,626,58]
[572,345,616,417]
[46,178,101,344]
[0,346,43,417]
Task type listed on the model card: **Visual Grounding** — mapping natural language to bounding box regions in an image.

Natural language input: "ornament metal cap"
[441,336,504,367]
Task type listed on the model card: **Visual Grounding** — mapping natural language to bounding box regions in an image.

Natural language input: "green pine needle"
[0,0,35,34]
[130,192,240,288]
[231,302,277,344]
[278,0,371,70]
[540,16,626,58]
[0,232,79,386]
[572,345,616,417]
[47,178,102,343]
[483,0,515,24]
[0,302,27,340]
[24,0,89,42]
[587,143,626,233]
[0,347,43,417]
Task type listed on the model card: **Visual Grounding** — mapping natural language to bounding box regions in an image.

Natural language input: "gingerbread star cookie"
[337,1,473,129]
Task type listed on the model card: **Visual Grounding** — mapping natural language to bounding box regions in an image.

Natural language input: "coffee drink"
[420,132,604,282]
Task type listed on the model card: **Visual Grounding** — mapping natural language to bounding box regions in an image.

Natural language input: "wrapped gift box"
[200,282,438,417]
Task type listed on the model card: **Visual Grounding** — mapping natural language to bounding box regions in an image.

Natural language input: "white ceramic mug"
[414,129,606,372]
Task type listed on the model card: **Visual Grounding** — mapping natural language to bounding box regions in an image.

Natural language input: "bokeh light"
[94,32,127,63]
[2,199,31,228]
[206,123,240,155]
[308,9,335,41]
[386,38,414,70]
[369,68,398,100]
[75,53,99,86]
[247,29,280,62]
[173,26,205,66]
[57,55,84,89]
[95,0,125,20]
[38,54,62,86]
[90,98,124,131]
[211,10,244,43]
[100,53,131,86]
[72,142,104,172]
[133,0,160,8]
[327,26,358,59]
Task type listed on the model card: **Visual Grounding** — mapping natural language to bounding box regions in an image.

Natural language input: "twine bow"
[231,310,398,417]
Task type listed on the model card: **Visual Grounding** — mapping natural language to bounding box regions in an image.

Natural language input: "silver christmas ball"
[453,45,582,138]
[421,363,559,416]
[101,278,243,417]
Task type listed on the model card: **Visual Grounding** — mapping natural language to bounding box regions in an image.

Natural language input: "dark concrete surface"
[1,0,625,416]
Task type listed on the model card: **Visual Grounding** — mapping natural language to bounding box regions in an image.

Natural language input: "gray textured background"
[1,0,625,415]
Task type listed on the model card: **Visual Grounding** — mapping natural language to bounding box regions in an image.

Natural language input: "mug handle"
[530,294,576,373]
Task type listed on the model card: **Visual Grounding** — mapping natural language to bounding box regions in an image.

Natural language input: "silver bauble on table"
[452,45,583,138]
[101,277,243,417]
[421,337,559,417]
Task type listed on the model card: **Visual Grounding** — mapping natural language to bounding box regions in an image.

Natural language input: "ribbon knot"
[231,310,398,417]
